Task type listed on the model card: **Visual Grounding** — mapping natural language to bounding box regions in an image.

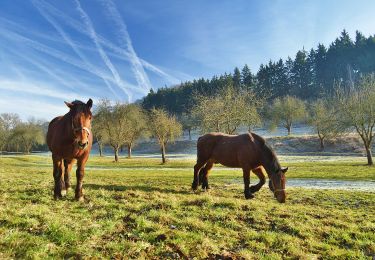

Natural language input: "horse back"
[197,132,263,168]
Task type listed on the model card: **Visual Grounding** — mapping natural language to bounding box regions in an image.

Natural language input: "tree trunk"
[318,132,325,150]
[286,124,292,135]
[114,147,119,162]
[188,129,191,140]
[161,143,166,164]
[319,137,325,150]
[98,142,103,157]
[365,146,373,166]
[358,132,373,166]
[26,143,32,154]
[127,144,132,158]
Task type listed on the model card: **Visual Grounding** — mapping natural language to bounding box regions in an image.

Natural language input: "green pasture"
[0,155,374,259]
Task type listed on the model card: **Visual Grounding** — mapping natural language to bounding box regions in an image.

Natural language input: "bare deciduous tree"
[148,108,182,163]
[0,113,21,152]
[307,99,342,150]
[193,87,262,134]
[9,119,45,153]
[92,105,109,157]
[269,95,306,135]
[335,74,375,165]
[96,100,129,162]
[123,104,148,158]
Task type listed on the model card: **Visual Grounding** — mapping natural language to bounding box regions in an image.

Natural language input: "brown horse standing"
[47,99,93,201]
[192,132,288,203]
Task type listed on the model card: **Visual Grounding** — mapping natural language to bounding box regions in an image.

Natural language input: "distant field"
[0,155,374,259]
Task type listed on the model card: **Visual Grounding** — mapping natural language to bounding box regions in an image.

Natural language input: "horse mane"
[249,132,265,146]
[71,100,85,105]
[250,132,281,174]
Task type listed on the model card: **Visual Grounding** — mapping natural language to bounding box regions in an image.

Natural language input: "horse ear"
[281,167,288,173]
[64,101,74,109]
[87,99,93,109]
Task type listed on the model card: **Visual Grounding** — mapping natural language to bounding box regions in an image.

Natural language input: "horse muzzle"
[77,141,89,150]
[274,189,286,203]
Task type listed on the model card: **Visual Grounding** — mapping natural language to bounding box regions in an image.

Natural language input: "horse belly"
[211,144,240,168]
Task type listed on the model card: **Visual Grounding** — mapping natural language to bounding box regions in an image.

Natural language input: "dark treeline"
[142,30,375,113]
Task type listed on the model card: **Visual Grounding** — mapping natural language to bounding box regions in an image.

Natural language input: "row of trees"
[142,30,375,114]
[1,73,373,166]
[93,101,182,163]
[1,70,374,166]
[0,114,46,153]
[188,73,375,165]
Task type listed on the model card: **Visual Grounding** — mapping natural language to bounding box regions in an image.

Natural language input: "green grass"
[0,155,374,259]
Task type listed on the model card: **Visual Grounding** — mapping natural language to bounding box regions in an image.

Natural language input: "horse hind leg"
[243,167,255,200]
[249,167,266,194]
[192,159,208,190]
[200,160,213,190]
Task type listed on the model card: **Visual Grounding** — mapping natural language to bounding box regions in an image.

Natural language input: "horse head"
[64,99,93,150]
[269,167,288,203]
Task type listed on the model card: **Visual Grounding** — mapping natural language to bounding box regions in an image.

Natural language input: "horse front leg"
[62,159,73,196]
[52,154,64,200]
[75,158,87,201]
[242,168,254,199]
[249,167,266,193]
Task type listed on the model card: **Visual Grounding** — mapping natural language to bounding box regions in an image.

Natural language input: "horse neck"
[261,145,280,177]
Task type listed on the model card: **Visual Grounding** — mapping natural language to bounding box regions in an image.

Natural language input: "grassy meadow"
[0,155,374,259]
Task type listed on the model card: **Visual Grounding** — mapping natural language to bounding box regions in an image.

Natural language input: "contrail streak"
[100,0,151,92]
[0,4,180,86]
[0,79,93,101]
[0,28,143,98]
[31,0,121,99]
[74,0,138,101]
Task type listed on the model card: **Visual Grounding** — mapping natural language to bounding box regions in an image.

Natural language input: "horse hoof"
[76,196,84,202]
[192,183,198,191]
[61,190,67,196]
[245,193,255,200]
[249,186,258,193]
[202,185,210,190]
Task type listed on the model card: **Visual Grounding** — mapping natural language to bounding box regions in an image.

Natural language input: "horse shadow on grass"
[84,183,191,195]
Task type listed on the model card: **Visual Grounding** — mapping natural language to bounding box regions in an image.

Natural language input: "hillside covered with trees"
[142,30,375,113]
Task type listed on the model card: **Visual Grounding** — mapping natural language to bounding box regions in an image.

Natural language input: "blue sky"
[1,0,375,120]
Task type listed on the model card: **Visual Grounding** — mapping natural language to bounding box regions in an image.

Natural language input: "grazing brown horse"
[47,99,93,201]
[192,132,288,203]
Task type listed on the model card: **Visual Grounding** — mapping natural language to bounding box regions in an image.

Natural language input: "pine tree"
[314,44,327,95]
[233,67,241,90]
[291,49,310,98]
[241,64,253,91]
